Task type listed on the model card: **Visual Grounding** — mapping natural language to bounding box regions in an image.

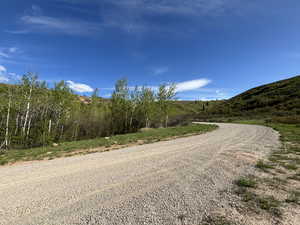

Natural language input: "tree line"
[0,73,176,150]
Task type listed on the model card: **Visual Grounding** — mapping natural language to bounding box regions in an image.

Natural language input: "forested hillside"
[0,73,177,150]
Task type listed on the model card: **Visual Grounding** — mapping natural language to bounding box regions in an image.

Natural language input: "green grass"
[282,163,298,171]
[262,177,288,189]
[235,186,281,215]
[256,160,275,172]
[286,191,300,204]
[0,124,217,166]
[257,196,281,211]
[231,119,300,218]
[235,176,257,188]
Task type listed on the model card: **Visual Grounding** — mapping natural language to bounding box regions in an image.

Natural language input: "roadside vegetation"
[198,121,300,225]
[0,73,180,150]
[231,121,300,224]
[0,123,217,165]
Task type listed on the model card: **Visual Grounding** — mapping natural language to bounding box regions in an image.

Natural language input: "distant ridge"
[228,75,300,114]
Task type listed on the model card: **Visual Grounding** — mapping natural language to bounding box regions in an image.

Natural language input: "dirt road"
[0,123,280,225]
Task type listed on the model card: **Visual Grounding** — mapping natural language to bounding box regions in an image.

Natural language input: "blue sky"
[1,0,300,100]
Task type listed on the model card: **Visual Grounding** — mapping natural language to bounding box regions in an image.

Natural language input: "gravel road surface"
[0,123,280,225]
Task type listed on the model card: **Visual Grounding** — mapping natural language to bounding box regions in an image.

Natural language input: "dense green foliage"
[0,123,217,165]
[0,73,177,150]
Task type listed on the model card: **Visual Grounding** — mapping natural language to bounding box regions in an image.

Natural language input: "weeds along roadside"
[199,121,300,225]
[0,123,217,166]
[233,122,300,223]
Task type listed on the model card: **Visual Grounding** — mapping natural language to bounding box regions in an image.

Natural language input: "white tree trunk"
[5,94,12,148]
[14,113,19,135]
[22,86,32,135]
[48,119,52,134]
[145,115,149,128]
[165,114,168,128]
[26,116,32,137]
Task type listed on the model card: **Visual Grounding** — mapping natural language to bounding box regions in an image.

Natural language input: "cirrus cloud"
[0,65,9,83]
[0,75,9,83]
[12,1,240,36]
[9,47,18,53]
[21,15,101,36]
[152,66,169,75]
[0,47,19,59]
[176,78,211,92]
[0,65,7,73]
[66,80,94,93]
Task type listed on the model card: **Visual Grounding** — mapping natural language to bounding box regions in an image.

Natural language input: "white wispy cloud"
[9,47,18,53]
[178,87,236,100]
[66,80,94,93]
[61,0,228,16]
[0,51,9,58]
[153,67,169,75]
[21,15,101,36]
[0,75,9,83]
[0,47,23,66]
[0,65,7,73]
[112,0,227,16]
[176,79,211,92]
[5,30,30,34]
[47,0,236,35]
[0,47,19,58]
[31,4,43,15]
[9,1,239,37]
[8,72,22,81]
[0,65,21,83]
[9,4,101,36]
[0,65,8,83]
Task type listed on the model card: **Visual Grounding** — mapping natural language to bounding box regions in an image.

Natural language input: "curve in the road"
[0,123,280,225]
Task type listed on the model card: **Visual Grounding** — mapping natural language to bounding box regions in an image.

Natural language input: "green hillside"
[229,75,300,115]
[189,75,300,122]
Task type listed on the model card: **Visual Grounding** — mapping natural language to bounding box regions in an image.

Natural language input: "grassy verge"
[0,124,217,166]
[232,120,300,221]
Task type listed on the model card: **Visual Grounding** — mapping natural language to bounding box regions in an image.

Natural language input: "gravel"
[0,123,280,225]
